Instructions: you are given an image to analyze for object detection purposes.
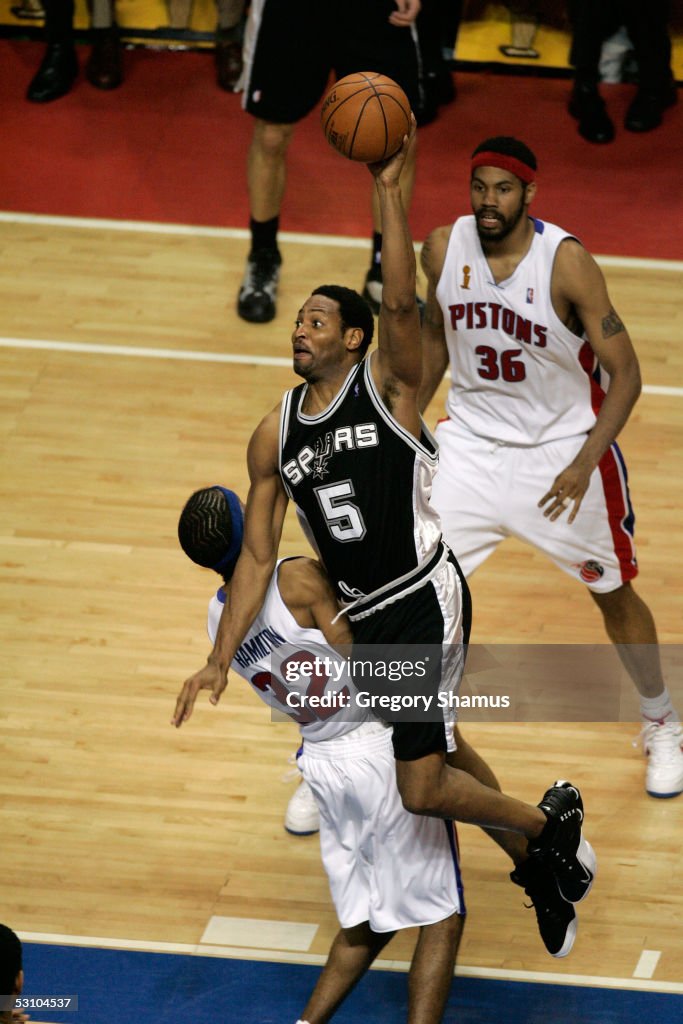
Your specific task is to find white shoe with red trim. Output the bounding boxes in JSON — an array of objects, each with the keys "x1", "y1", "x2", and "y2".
[{"x1": 642, "y1": 720, "x2": 683, "y2": 798}]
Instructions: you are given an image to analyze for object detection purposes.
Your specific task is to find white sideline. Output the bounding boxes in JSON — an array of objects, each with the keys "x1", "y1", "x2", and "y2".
[
  {"x1": 3, "y1": 209, "x2": 683, "y2": 271},
  {"x1": 0, "y1": 336, "x2": 681, "y2": 397}
]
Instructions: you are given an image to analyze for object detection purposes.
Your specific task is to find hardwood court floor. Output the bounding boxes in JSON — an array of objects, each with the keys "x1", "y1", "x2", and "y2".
[{"x1": 0, "y1": 217, "x2": 682, "y2": 986}]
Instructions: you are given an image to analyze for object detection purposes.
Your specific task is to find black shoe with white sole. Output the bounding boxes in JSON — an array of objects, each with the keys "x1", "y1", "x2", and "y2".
[
  {"x1": 237, "y1": 247, "x2": 281, "y2": 323},
  {"x1": 528, "y1": 780, "x2": 596, "y2": 904},
  {"x1": 511, "y1": 857, "x2": 577, "y2": 957}
]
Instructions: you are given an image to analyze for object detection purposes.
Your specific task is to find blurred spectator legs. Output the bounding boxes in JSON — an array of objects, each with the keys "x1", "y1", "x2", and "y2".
[
  {"x1": 622, "y1": 2, "x2": 677, "y2": 131},
  {"x1": 568, "y1": 0, "x2": 677, "y2": 142},
  {"x1": 87, "y1": 0, "x2": 122, "y2": 91},
  {"x1": 26, "y1": 0, "x2": 121, "y2": 102},
  {"x1": 500, "y1": 2, "x2": 540, "y2": 59},
  {"x1": 11, "y1": 0, "x2": 45, "y2": 19},
  {"x1": 415, "y1": 0, "x2": 460, "y2": 126},
  {"x1": 166, "y1": 0, "x2": 245, "y2": 91},
  {"x1": 26, "y1": 0, "x2": 78, "y2": 102},
  {"x1": 215, "y1": 0, "x2": 245, "y2": 92}
]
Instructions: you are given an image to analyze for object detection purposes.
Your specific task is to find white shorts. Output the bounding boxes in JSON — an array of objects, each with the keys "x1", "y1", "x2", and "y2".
[
  {"x1": 300, "y1": 722, "x2": 465, "y2": 933},
  {"x1": 432, "y1": 419, "x2": 638, "y2": 594}
]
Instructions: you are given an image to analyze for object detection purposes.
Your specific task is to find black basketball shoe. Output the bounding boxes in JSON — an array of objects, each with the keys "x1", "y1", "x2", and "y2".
[
  {"x1": 511, "y1": 857, "x2": 577, "y2": 957},
  {"x1": 528, "y1": 780, "x2": 596, "y2": 904},
  {"x1": 237, "y1": 247, "x2": 281, "y2": 323}
]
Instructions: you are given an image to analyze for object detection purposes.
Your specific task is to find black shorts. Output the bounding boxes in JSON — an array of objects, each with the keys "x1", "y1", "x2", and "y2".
[
  {"x1": 242, "y1": 0, "x2": 421, "y2": 124},
  {"x1": 350, "y1": 552, "x2": 471, "y2": 762}
]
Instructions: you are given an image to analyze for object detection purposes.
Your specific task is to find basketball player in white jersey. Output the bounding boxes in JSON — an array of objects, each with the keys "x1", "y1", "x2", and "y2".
[
  {"x1": 176, "y1": 484, "x2": 466, "y2": 1021},
  {"x1": 176, "y1": 484, "x2": 597, "y2": 989},
  {"x1": 174, "y1": 126, "x2": 595, "y2": 945},
  {"x1": 419, "y1": 135, "x2": 683, "y2": 798}
]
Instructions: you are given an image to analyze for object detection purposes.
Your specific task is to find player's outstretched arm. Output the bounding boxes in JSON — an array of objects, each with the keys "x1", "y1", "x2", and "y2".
[
  {"x1": 367, "y1": 120, "x2": 422, "y2": 436},
  {"x1": 418, "y1": 226, "x2": 451, "y2": 414},
  {"x1": 172, "y1": 407, "x2": 289, "y2": 726},
  {"x1": 539, "y1": 240, "x2": 642, "y2": 523}
]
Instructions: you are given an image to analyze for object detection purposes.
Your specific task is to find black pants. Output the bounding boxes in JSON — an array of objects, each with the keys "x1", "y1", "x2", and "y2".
[
  {"x1": 43, "y1": 0, "x2": 75, "y2": 43},
  {"x1": 569, "y1": 0, "x2": 672, "y2": 92},
  {"x1": 350, "y1": 552, "x2": 472, "y2": 762}
]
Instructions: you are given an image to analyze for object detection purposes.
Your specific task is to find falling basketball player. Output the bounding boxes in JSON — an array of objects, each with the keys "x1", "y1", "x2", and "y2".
[{"x1": 177, "y1": 483, "x2": 467, "y2": 1021}]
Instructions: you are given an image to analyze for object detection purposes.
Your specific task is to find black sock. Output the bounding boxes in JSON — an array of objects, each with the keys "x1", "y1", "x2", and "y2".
[{"x1": 250, "y1": 216, "x2": 279, "y2": 255}]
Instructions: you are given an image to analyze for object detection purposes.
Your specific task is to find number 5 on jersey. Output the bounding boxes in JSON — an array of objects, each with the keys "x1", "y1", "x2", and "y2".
[{"x1": 315, "y1": 480, "x2": 367, "y2": 542}]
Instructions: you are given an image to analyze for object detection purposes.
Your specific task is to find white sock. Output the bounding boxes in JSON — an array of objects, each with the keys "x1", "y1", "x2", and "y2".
[{"x1": 640, "y1": 687, "x2": 679, "y2": 725}]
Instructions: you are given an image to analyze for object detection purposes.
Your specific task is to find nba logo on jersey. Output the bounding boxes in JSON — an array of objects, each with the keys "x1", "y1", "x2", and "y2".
[{"x1": 526, "y1": 288, "x2": 534, "y2": 304}]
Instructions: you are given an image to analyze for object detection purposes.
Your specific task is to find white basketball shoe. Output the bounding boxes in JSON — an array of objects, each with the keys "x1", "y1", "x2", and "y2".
[
  {"x1": 642, "y1": 720, "x2": 683, "y2": 798},
  {"x1": 284, "y1": 779, "x2": 320, "y2": 835}
]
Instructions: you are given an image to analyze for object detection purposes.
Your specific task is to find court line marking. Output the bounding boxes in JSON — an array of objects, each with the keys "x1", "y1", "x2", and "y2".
[
  {"x1": 0, "y1": 336, "x2": 292, "y2": 368},
  {"x1": 200, "y1": 915, "x2": 318, "y2": 952},
  {"x1": 633, "y1": 949, "x2": 661, "y2": 979},
  {"x1": 1, "y1": 336, "x2": 681, "y2": 397},
  {"x1": 0, "y1": 211, "x2": 368, "y2": 250},
  {"x1": 2, "y1": 210, "x2": 683, "y2": 271},
  {"x1": 17, "y1": 931, "x2": 683, "y2": 994}
]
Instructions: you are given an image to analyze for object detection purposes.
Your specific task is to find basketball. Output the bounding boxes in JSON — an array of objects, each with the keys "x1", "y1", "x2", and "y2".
[{"x1": 321, "y1": 72, "x2": 412, "y2": 163}]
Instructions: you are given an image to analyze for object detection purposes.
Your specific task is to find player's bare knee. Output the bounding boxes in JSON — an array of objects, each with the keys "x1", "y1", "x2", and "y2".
[{"x1": 255, "y1": 120, "x2": 294, "y2": 159}]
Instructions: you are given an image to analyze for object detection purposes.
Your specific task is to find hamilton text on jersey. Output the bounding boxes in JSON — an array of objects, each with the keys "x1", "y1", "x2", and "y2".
[{"x1": 233, "y1": 625, "x2": 287, "y2": 669}]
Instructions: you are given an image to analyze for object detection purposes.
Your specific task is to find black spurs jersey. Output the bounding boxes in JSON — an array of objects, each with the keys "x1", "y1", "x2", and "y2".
[{"x1": 279, "y1": 358, "x2": 442, "y2": 603}]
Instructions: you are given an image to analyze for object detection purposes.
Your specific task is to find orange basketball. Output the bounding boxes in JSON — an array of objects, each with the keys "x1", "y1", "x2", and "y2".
[{"x1": 321, "y1": 72, "x2": 412, "y2": 163}]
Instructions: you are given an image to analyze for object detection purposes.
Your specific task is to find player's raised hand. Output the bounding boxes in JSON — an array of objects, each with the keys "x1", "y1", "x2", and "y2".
[
  {"x1": 172, "y1": 659, "x2": 228, "y2": 727},
  {"x1": 368, "y1": 114, "x2": 417, "y2": 182}
]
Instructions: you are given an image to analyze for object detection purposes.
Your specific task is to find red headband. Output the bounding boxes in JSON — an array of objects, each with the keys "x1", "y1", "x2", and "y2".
[{"x1": 471, "y1": 151, "x2": 536, "y2": 185}]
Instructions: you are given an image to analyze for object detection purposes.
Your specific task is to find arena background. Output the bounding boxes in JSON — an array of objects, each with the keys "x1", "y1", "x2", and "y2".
[{"x1": 0, "y1": 3, "x2": 682, "y2": 1024}]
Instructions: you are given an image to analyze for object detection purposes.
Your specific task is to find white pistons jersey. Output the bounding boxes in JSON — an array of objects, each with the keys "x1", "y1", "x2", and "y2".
[
  {"x1": 437, "y1": 215, "x2": 606, "y2": 445},
  {"x1": 207, "y1": 559, "x2": 372, "y2": 742}
]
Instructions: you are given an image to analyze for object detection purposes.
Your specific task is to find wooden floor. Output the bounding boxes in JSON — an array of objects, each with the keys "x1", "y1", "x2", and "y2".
[{"x1": 0, "y1": 216, "x2": 682, "y2": 986}]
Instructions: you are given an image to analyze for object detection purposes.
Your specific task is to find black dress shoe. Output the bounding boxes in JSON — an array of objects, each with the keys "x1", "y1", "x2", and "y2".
[
  {"x1": 625, "y1": 85, "x2": 678, "y2": 132},
  {"x1": 27, "y1": 42, "x2": 78, "y2": 103},
  {"x1": 568, "y1": 86, "x2": 615, "y2": 144},
  {"x1": 86, "y1": 27, "x2": 123, "y2": 90}
]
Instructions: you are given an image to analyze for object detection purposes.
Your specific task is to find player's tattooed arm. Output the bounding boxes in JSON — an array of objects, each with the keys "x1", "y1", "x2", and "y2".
[{"x1": 601, "y1": 307, "x2": 626, "y2": 339}]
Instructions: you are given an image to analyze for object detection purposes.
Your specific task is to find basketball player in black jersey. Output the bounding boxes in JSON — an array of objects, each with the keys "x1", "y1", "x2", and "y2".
[{"x1": 174, "y1": 121, "x2": 596, "y2": 955}]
